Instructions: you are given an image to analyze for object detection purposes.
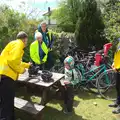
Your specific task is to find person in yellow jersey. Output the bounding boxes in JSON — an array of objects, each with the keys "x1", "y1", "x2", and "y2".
[
  {"x1": 30, "y1": 32, "x2": 48, "y2": 70},
  {"x1": 0, "y1": 31, "x2": 31, "y2": 120},
  {"x1": 109, "y1": 38, "x2": 120, "y2": 114}
]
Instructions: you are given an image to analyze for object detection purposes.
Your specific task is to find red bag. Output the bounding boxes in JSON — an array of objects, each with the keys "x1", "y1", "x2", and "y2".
[
  {"x1": 104, "y1": 43, "x2": 112, "y2": 56},
  {"x1": 94, "y1": 53, "x2": 102, "y2": 66}
]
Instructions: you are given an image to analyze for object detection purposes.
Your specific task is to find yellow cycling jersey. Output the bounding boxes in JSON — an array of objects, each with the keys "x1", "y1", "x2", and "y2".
[{"x1": 114, "y1": 42, "x2": 120, "y2": 70}]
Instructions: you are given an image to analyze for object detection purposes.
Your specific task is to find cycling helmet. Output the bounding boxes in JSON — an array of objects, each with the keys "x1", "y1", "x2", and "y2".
[
  {"x1": 28, "y1": 64, "x2": 39, "y2": 76},
  {"x1": 64, "y1": 56, "x2": 74, "y2": 70},
  {"x1": 41, "y1": 70, "x2": 53, "y2": 82}
]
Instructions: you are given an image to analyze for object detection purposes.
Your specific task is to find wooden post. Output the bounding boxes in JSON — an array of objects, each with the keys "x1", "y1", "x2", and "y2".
[{"x1": 48, "y1": 7, "x2": 51, "y2": 25}]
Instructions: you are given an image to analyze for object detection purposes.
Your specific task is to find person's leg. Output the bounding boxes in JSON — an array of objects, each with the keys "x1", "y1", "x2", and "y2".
[
  {"x1": 0, "y1": 76, "x2": 15, "y2": 120},
  {"x1": 112, "y1": 72, "x2": 120, "y2": 114},
  {"x1": 64, "y1": 86, "x2": 68, "y2": 108},
  {"x1": 109, "y1": 72, "x2": 120, "y2": 107},
  {"x1": 66, "y1": 85, "x2": 74, "y2": 113},
  {"x1": 116, "y1": 72, "x2": 120, "y2": 103},
  {"x1": 47, "y1": 52, "x2": 54, "y2": 70},
  {"x1": 39, "y1": 64, "x2": 44, "y2": 70}
]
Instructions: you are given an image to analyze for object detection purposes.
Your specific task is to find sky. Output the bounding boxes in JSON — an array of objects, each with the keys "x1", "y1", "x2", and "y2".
[{"x1": 0, "y1": 0, "x2": 60, "y2": 18}]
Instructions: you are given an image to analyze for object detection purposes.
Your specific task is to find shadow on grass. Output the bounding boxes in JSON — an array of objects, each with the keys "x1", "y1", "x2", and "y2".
[
  {"x1": 44, "y1": 106, "x2": 87, "y2": 120},
  {"x1": 76, "y1": 89, "x2": 98, "y2": 100},
  {"x1": 15, "y1": 106, "x2": 87, "y2": 120},
  {"x1": 16, "y1": 83, "x2": 97, "y2": 102},
  {"x1": 76, "y1": 86, "x2": 117, "y2": 101},
  {"x1": 15, "y1": 108, "x2": 33, "y2": 120}
]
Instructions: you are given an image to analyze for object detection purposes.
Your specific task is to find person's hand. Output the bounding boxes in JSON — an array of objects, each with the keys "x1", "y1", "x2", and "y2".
[
  {"x1": 113, "y1": 67, "x2": 117, "y2": 72},
  {"x1": 111, "y1": 63, "x2": 117, "y2": 72},
  {"x1": 28, "y1": 62, "x2": 32, "y2": 66},
  {"x1": 112, "y1": 63, "x2": 114, "y2": 69},
  {"x1": 64, "y1": 80, "x2": 70, "y2": 85}
]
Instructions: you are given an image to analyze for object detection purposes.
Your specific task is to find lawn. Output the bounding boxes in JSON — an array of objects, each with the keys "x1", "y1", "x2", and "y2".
[{"x1": 15, "y1": 86, "x2": 118, "y2": 120}]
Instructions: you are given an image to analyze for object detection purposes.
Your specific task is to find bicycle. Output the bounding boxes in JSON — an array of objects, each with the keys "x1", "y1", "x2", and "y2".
[{"x1": 73, "y1": 59, "x2": 115, "y2": 95}]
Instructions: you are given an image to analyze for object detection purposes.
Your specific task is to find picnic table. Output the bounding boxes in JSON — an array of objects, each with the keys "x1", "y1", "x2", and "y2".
[{"x1": 18, "y1": 70, "x2": 65, "y2": 105}]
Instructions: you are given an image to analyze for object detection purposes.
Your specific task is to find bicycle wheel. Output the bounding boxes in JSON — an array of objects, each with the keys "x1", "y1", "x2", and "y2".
[
  {"x1": 50, "y1": 63, "x2": 63, "y2": 73},
  {"x1": 58, "y1": 67, "x2": 64, "y2": 73},
  {"x1": 85, "y1": 66, "x2": 99, "y2": 94},
  {"x1": 86, "y1": 77, "x2": 99, "y2": 94},
  {"x1": 97, "y1": 69, "x2": 116, "y2": 100}
]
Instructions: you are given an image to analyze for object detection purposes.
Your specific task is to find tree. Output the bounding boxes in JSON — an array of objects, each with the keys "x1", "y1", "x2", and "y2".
[
  {"x1": 75, "y1": 0, "x2": 107, "y2": 50},
  {"x1": 0, "y1": 5, "x2": 40, "y2": 62},
  {"x1": 103, "y1": 0, "x2": 120, "y2": 41},
  {"x1": 52, "y1": 0, "x2": 80, "y2": 32},
  {"x1": 102, "y1": 0, "x2": 120, "y2": 52}
]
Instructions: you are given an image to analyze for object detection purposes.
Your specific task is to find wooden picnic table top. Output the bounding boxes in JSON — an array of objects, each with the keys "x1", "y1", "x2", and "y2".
[{"x1": 18, "y1": 70, "x2": 65, "y2": 87}]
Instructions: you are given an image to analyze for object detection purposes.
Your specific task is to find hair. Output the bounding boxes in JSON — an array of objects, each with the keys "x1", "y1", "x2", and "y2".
[
  {"x1": 40, "y1": 21, "x2": 47, "y2": 26},
  {"x1": 35, "y1": 32, "x2": 42, "y2": 40},
  {"x1": 17, "y1": 31, "x2": 28, "y2": 39}
]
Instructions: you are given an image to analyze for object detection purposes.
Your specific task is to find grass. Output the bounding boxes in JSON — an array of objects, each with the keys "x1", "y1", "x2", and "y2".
[{"x1": 15, "y1": 85, "x2": 118, "y2": 120}]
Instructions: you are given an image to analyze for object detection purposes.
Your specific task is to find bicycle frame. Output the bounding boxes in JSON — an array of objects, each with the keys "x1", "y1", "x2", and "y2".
[{"x1": 76, "y1": 64, "x2": 108, "y2": 82}]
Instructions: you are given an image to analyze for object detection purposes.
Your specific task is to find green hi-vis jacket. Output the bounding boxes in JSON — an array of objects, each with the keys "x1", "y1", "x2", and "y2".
[
  {"x1": 114, "y1": 42, "x2": 120, "y2": 70},
  {"x1": 30, "y1": 40, "x2": 48, "y2": 64},
  {"x1": 35, "y1": 30, "x2": 54, "y2": 51}
]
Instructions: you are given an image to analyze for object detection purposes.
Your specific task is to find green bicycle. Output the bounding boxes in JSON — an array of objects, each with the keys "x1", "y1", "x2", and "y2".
[{"x1": 73, "y1": 60, "x2": 115, "y2": 96}]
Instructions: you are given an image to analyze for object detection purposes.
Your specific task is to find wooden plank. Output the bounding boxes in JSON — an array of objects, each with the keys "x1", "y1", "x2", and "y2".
[
  {"x1": 14, "y1": 97, "x2": 44, "y2": 115},
  {"x1": 18, "y1": 70, "x2": 65, "y2": 87}
]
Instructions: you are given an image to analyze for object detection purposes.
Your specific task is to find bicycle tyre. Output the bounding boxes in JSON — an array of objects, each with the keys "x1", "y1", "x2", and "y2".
[
  {"x1": 50, "y1": 63, "x2": 63, "y2": 73},
  {"x1": 85, "y1": 67, "x2": 99, "y2": 94},
  {"x1": 58, "y1": 67, "x2": 64, "y2": 73},
  {"x1": 97, "y1": 69, "x2": 116, "y2": 100}
]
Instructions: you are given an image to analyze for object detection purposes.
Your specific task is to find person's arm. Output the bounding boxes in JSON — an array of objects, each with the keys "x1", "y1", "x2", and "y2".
[
  {"x1": 112, "y1": 62, "x2": 114, "y2": 69},
  {"x1": 49, "y1": 31, "x2": 58, "y2": 49},
  {"x1": 21, "y1": 62, "x2": 30, "y2": 68},
  {"x1": 7, "y1": 45, "x2": 26, "y2": 74},
  {"x1": 30, "y1": 44, "x2": 40, "y2": 64},
  {"x1": 49, "y1": 35, "x2": 54, "y2": 49},
  {"x1": 50, "y1": 32, "x2": 58, "y2": 49},
  {"x1": 64, "y1": 69, "x2": 72, "y2": 84}
]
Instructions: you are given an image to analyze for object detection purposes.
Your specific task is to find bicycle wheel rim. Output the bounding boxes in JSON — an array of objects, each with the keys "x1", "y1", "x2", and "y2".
[
  {"x1": 86, "y1": 80, "x2": 99, "y2": 94},
  {"x1": 97, "y1": 69, "x2": 116, "y2": 100}
]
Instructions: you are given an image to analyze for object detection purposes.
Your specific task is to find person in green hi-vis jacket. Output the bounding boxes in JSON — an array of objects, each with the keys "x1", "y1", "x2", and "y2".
[
  {"x1": 30, "y1": 32, "x2": 48, "y2": 70},
  {"x1": 34, "y1": 21, "x2": 56, "y2": 70}
]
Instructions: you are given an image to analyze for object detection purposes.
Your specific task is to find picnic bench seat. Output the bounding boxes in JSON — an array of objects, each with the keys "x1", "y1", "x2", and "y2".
[{"x1": 14, "y1": 97, "x2": 45, "y2": 120}]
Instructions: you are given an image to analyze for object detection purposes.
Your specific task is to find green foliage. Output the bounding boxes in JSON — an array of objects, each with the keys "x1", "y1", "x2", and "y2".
[
  {"x1": 0, "y1": 5, "x2": 40, "y2": 62},
  {"x1": 103, "y1": 0, "x2": 120, "y2": 42},
  {"x1": 102, "y1": 0, "x2": 120, "y2": 53},
  {"x1": 75, "y1": 0, "x2": 107, "y2": 50},
  {"x1": 52, "y1": 0, "x2": 80, "y2": 32}
]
